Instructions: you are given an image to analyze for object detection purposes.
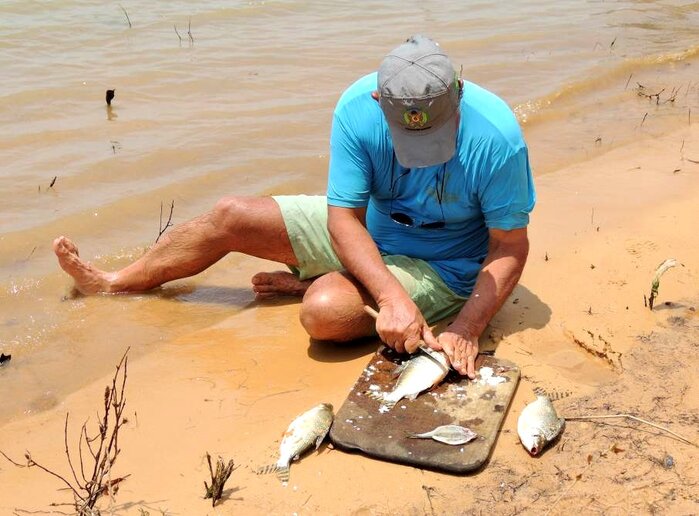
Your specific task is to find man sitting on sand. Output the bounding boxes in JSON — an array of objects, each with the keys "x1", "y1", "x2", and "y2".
[{"x1": 54, "y1": 35, "x2": 535, "y2": 379}]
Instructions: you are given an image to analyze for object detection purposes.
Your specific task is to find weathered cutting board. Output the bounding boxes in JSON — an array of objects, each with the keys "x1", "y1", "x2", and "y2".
[{"x1": 329, "y1": 346, "x2": 519, "y2": 474}]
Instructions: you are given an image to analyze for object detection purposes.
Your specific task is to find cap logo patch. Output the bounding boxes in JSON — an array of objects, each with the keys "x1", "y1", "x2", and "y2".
[{"x1": 403, "y1": 109, "x2": 429, "y2": 129}]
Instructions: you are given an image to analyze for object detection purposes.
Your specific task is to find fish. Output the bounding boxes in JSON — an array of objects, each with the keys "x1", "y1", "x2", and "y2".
[
  {"x1": 408, "y1": 424, "x2": 478, "y2": 445},
  {"x1": 517, "y1": 395, "x2": 565, "y2": 456},
  {"x1": 257, "y1": 402, "x2": 334, "y2": 484},
  {"x1": 368, "y1": 352, "x2": 449, "y2": 411}
]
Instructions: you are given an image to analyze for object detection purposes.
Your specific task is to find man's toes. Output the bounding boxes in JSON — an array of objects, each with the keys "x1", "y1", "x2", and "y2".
[{"x1": 53, "y1": 236, "x2": 79, "y2": 256}]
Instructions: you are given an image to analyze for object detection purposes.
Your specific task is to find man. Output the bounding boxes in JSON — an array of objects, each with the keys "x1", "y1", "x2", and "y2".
[{"x1": 54, "y1": 35, "x2": 535, "y2": 379}]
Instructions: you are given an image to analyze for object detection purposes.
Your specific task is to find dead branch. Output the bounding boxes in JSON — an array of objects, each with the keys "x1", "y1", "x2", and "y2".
[
  {"x1": 1, "y1": 349, "x2": 131, "y2": 515},
  {"x1": 156, "y1": 201, "x2": 175, "y2": 244},
  {"x1": 203, "y1": 452, "x2": 235, "y2": 507},
  {"x1": 637, "y1": 86, "x2": 665, "y2": 104},
  {"x1": 565, "y1": 414, "x2": 696, "y2": 447}
]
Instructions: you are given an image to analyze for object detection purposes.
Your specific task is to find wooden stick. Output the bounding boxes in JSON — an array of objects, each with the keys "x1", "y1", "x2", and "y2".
[
  {"x1": 565, "y1": 414, "x2": 697, "y2": 447},
  {"x1": 363, "y1": 305, "x2": 379, "y2": 319}
]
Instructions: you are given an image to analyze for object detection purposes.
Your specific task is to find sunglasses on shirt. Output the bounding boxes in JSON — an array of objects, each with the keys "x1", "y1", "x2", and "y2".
[{"x1": 389, "y1": 158, "x2": 447, "y2": 230}]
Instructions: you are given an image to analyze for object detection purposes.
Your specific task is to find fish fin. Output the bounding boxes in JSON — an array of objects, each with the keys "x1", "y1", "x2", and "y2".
[
  {"x1": 275, "y1": 464, "x2": 291, "y2": 485},
  {"x1": 314, "y1": 428, "x2": 330, "y2": 450}
]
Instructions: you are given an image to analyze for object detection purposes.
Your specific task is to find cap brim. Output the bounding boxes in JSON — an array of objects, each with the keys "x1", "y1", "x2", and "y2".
[{"x1": 388, "y1": 111, "x2": 458, "y2": 168}]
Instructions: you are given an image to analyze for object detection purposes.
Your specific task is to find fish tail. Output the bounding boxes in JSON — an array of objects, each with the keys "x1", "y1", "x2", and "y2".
[
  {"x1": 364, "y1": 390, "x2": 385, "y2": 402},
  {"x1": 275, "y1": 464, "x2": 291, "y2": 484},
  {"x1": 380, "y1": 398, "x2": 398, "y2": 411},
  {"x1": 256, "y1": 463, "x2": 279, "y2": 476}
]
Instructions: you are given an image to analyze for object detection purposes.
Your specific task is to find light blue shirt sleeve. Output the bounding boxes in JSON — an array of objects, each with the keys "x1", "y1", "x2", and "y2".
[
  {"x1": 479, "y1": 146, "x2": 536, "y2": 230},
  {"x1": 327, "y1": 113, "x2": 372, "y2": 208}
]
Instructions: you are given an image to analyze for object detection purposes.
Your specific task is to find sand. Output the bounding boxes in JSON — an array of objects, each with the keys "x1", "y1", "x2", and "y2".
[{"x1": 1, "y1": 125, "x2": 698, "y2": 515}]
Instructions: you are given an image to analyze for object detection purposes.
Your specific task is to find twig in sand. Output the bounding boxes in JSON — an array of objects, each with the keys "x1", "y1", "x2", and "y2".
[
  {"x1": 640, "y1": 112, "x2": 648, "y2": 127},
  {"x1": 648, "y1": 258, "x2": 678, "y2": 310},
  {"x1": 203, "y1": 452, "x2": 236, "y2": 507},
  {"x1": 422, "y1": 485, "x2": 437, "y2": 516},
  {"x1": 174, "y1": 24, "x2": 182, "y2": 45},
  {"x1": 187, "y1": 17, "x2": 194, "y2": 45},
  {"x1": 49, "y1": 176, "x2": 57, "y2": 188},
  {"x1": 1, "y1": 349, "x2": 131, "y2": 515},
  {"x1": 119, "y1": 5, "x2": 132, "y2": 28},
  {"x1": 156, "y1": 201, "x2": 175, "y2": 244},
  {"x1": 565, "y1": 414, "x2": 697, "y2": 447},
  {"x1": 624, "y1": 73, "x2": 633, "y2": 90}
]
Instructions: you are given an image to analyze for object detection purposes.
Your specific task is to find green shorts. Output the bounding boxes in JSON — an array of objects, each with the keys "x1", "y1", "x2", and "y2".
[{"x1": 273, "y1": 194, "x2": 468, "y2": 324}]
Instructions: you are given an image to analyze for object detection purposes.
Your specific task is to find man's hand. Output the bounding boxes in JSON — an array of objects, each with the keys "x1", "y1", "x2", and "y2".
[
  {"x1": 375, "y1": 299, "x2": 438, "y2": 354},
  {"x1": 432, "y1": 331, "x2": 479, "y2": 378}
]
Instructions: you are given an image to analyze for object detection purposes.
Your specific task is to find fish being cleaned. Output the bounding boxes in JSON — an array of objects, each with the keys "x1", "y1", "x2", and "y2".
[
  {"x1": 257, "y1": 402, "x2": 334, "y2": 484},
  {"x1": 517, "y1": 395, "x2": 565, "y2": 456},
  {"x1": 368, "y1": 352, "x2": 449, "y2": 411},
  {"x1": 408, "y1": 424, "x2": 478, "y2": 445}
]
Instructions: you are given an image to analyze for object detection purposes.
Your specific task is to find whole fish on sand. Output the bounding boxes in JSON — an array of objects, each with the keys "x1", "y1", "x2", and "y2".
[
  {"x1": 368, "y1": 352, "x2": 449, "y2": 411},
  {"x1": 257, "y1": 402, "x2": 334, "y2": 484},
  {"x1": 517, "y1": 395, "x2": 565, "y2": 456}
]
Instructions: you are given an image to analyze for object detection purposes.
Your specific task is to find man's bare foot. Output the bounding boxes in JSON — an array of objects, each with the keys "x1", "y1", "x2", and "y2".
[
  {"x1": 53, "y1": 236, "x2": 116, "y2": 295},
  {"x1": 251, "y1": 271, "x2": 313, "y2": 299}
]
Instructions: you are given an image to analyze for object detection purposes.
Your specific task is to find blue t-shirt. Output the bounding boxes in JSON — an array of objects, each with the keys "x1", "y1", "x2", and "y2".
[{"x1": 327, "y1": 72, "x2": 535, "y2": 297}]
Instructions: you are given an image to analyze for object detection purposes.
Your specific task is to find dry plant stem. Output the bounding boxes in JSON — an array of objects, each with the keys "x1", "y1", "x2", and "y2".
[
  {"x1": 1, "y1": 349, "x2": 131, "y2": 515},
  {"x1": 565, "y1": 414, "x2": 697, "y2": 447},
  {"x1": 119, "y1": 5, "x2": 131, "y2": 28},
  {"x1": 156, "y1": 201, "x2": 175, "y2": 244},
  {"x1": 204, "y1": 453, "x2": 236, "y2": 507}
]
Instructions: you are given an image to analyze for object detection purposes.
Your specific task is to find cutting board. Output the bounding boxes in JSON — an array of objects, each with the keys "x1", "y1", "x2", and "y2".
[{"x1": 329, "y1": 346, "x2": 519, "y2": 474}]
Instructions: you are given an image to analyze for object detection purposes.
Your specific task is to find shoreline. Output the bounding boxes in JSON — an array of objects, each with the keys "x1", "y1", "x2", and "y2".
[{"x1": 1, "y1": 125, "x2": 699, "y2": 514}]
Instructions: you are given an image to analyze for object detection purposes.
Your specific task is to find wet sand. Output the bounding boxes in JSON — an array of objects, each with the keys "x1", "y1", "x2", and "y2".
[{"x1": 1, "y1": 126, "x2": 698, "y2": 514}]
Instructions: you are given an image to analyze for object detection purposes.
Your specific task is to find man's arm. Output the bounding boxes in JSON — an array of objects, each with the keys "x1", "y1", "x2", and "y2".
[
  {"x1": 432, "y1": 226, "x2": 529, "y2": 378},
  {"x1": 327, "y1": 205, "x2": 438, "y2": 353}
]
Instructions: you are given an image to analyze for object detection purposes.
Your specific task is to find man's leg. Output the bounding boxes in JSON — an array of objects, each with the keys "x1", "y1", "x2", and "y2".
[
  {"x1": 54, "y1": 196, "x2": 309, "y2": 295},
  {"x1": 299, "y1": 271, "x2": 377, "y2": 341}
]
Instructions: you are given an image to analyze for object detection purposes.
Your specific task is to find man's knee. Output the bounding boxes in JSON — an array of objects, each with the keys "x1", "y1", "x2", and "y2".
[
  {"x1": 211, "y1": 196, "x2": 248, "y2": 233},
  {"x1": 299, "y1": 278, "x2": 364, "y2": 341},
  {"x1": 299, "y1": 288, "x2": 340, "y2": 341}
]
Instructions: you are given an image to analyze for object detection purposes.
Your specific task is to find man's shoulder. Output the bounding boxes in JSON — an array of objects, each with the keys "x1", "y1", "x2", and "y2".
[
  {"x1": 334, "y1": 72, "x2": 378, "y2": 114},
  {"x1": 461, "y1": 82, "x2": 524, "y2": 151}
]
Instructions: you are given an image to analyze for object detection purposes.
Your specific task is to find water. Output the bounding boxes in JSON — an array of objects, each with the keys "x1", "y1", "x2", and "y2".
[{"x1": 1, "y1": 0, "x2": 698, "y2": 422}]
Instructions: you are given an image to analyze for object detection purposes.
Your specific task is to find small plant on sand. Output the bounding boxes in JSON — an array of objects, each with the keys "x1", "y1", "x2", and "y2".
[
  {"x1": 1, "y1": 349, "x2": 131, "y2": 515},
  {"x1": 203, "y1": 452, "x2": 236, "y2": 507}
]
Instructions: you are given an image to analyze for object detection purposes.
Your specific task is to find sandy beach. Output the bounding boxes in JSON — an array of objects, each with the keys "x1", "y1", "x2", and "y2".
[
  {"x1": 1, "y1": 122, "x2": 697, "y2": 515},
  {"x1": 2, "y1": 3, "x2": 699, "y2": 514}
]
